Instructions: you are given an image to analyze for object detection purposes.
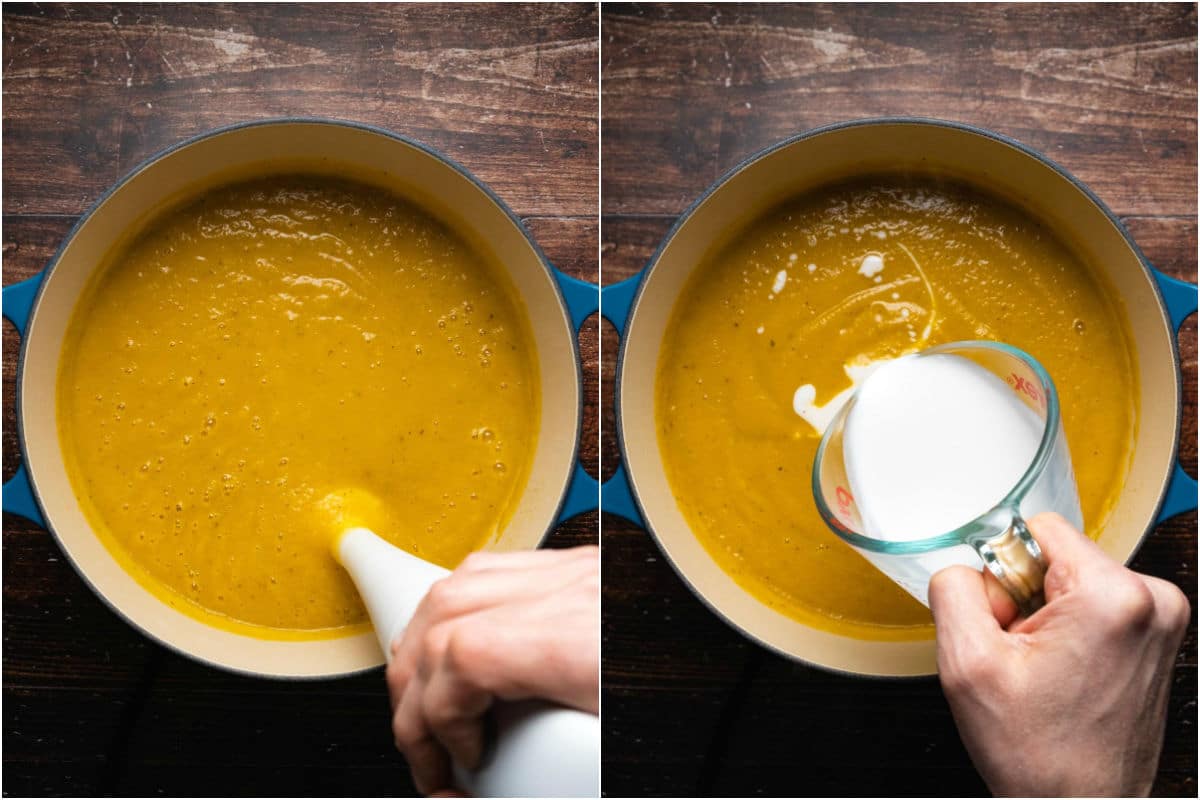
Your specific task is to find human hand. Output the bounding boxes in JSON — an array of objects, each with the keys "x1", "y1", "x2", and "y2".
[
  {"x1": 386, "y1": 545, "x2": 599, "y2": 795},
  {"x1": 930, "y1": 513, "x2": 1190, "y2": 797}
]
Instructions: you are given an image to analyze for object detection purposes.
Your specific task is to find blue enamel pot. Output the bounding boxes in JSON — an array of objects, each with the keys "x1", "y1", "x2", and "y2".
[
  {"x1": 3, "y1": 118, "x2": 598, "y2": 678},
  {"x1": 604, "y1": 118, "x2": 1196, "y2": 677}
]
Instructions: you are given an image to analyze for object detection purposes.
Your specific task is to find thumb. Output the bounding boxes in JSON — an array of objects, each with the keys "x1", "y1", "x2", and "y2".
[
  {"x1": 1023, "y1": 512, "x2": 1116, "y2": 603},
  {"x1": 929, "y1": 565, "x2": 1007, "y2": 651}
]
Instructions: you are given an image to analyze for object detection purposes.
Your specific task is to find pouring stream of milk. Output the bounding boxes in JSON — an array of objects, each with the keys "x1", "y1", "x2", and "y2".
[
  {"x1": 793, "y1": 360, "x2": 887, "y2": 434},
  {"x1": 792, "y1": 250, "x2": 942, "y2": 437}
]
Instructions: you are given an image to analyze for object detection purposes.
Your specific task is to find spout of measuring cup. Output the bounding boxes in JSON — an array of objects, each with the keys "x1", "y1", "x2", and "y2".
[{"x1": 334, "y1": 527, "x2": 451, "y2": 659}]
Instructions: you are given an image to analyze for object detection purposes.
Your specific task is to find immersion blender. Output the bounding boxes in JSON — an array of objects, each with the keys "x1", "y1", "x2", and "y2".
[{"x1": 334, "y1": 525, "x2": 600, "y2": 797}]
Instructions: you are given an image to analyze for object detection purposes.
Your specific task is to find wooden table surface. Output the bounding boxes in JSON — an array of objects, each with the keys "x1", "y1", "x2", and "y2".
[
  {"x1": 2, "y1": 4, "x2": 597, "y2": 796},
  {"x1": 600, "y1": 3, "x2": 1197, "y2": 797}
]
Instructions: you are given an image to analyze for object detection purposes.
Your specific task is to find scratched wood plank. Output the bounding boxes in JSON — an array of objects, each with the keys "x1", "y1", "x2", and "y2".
[
  {"x1": 602, "y1": 2, "x2": 1197, "y2": 218},
  {"x1": 3, "y1": 2, "x2": 598, "y2": 219},
  {"x1": 3, "y1": 4, "x2": 597, "y2": 797}
]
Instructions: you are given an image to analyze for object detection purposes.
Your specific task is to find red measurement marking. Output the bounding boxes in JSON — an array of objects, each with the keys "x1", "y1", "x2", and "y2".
[
  {"x1": 835, "y1": 485, "x2": 855, "y2": 524},
  {"x1": 1008, "y1": 372, "x2": 1046, "y2": 410}
]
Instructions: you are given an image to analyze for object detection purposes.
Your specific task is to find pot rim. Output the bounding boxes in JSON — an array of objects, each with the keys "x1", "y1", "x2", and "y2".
[
  {"x1": 13, "y1": 116, "x2": 585, "y2": 680},
  {"x1": 614, "y1": 115, "x2": 1183, "y2": 678}
]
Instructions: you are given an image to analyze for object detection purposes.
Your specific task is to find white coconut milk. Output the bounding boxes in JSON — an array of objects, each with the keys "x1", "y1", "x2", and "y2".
[{"x1": 844, "y1": 353, "x2": 1044, "y2": 542}]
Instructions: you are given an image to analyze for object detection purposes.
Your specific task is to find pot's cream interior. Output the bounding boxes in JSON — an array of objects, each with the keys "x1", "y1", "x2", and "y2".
[
  {"x1": 619, "y1": 122, "x2": 1179, "y2": 676},
  {"x1": 21, "y1": 121, "x2": 580, "y2": 678}
]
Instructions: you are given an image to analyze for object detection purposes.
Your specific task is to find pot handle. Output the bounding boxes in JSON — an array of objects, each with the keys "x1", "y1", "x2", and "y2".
[
  {"x1": 551, "y1": 267, "x2": 599, "y2": 332},
  {"x1": 550, "y1": 269, "x2": 647, "y2": 526},
  {"x1": 4, "y1": 271, "x2": 44, "y2": 333},
  {"x1": 551, "y1": 268, "x2": 601, "y2": 524},
  {"x1": 3, "y1": 463, "x2": 43, "y2": 527},
  {"x1": 600, "y1": 463, "x2": 642, "y2": 525},
  {"x1": 557, "y1": 463, "x2": 598, "y2": 523},
  {"x1": 597, "y1": 272, "x2": 646, "y2": 527},
  {"x1": 1150, "y1": 268, "x2": 1197, "y2": 523},
  {"x1": 3, "y1": 271, "x2": 47, "y2": 527}
]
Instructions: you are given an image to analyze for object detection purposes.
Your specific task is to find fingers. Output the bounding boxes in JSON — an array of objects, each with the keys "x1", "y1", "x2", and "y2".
[
  {"x1": 980, "y1": 567, "x2": 1021, "y2": 629},
  {"x1": 1010, "y1": 514, "x2": 1184, "y2": 646},
  {"x1": 389, "y1": 572, "x2": 528, "y2": 702},
  {"x1": 386, "y1": 545, "x2": 600, "y2": 794},
  {"x1": 1023, "y1": 511, "x2": 1100, "y2": 561},
  {"x1": 421, "y1": 627, "x2": 494, "y2": 768},
  {"x1": 930, "y1": 566, "x2": 1007, "y2": 638},
  {"x1": 930, "y1": 566, "x2": 1018, "y2": 696},
  {"x1": 392, "y1": 672, "x2": 453, "y2": 795},
  {"x1": 1023, "y1": 513, "x2": 1114, "y2": 599},
  {"x1": 391, "y1": 553, "x2": 592, "y2": 694},
  {"x1": 389, "y1": 619, "x2": 490, "y2": 791},
  {"x1": 457, "y1": 544, "x2": 597, "y2": 575}
]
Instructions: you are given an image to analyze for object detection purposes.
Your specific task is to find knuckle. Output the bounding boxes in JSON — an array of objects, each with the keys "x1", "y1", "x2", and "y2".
[
  {"x1": 422, "y1": 625, "x2": 452, "y2": 666},
  {"x1": 1170, "y1": 590, "x2": 1191, "y2": 630},
  {"x1": 392, "y1": 711, "x2": 420, "y2": 751},
  {"x1": 1027, "y1": 511, "x2": 1068, "y2": 533},
  {"x1": 459, "y1": 550, "x2": 495, "y2": 572},
  {"x1": 422, "y1": 697, "x2": 455, "y2": 730},
  {"x1": 576, "y1": 567, "x2": 600, "y2": 596},
  {"x1": 572, "y1": 544, "x2": 600, "y2": 561},
  {"x1": 423, "y1": 694, "x2": 458, "y2": 729},
  {"x1": 1157, "y1": 583, "x2": 1191, "y2": 634},
  {"x1": 424, "y1": 578, "x2": 460, "y2": 617},
  {"x1": 927, "y1": 567, "x2": 956, "y2": 601},
  {"x1": 1105, "y1": 577, "x2": 1156, "y2": 628},
  {"x1": 1041, "y1": 560, "x2": 1076, "y2": 599},
  {"x1": 386, "y1": 659, "x2": 413, "y2": 694},
  {"x1": 444, "y1": 623, "x2": 489, "y2": 674}
]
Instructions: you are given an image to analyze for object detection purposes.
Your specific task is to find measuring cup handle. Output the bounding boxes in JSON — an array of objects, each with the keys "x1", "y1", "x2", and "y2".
[{"x1": 973, "y1": 517, "x2": 1047, "y2": 617}]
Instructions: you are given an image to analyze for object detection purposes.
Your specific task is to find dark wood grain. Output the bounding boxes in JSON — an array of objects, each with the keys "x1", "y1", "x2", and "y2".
[
  {"x1": 3, "y1": 3, "x2": 598, "y2": 218},
  {"x1": 2, "y1": 4, "x2": 597, "y2": 797},
  {"x1": 601, "y1": 3, "x2": 1196, "y2": 797},
  {"x1": 602, "y1": 3, "x2": 1197, "y2": 218}
]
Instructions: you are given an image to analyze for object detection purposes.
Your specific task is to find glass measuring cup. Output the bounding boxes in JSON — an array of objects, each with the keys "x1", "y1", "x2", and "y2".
[{"x1": 812, "y1": 341, "x2": 1083, "y2": 616}]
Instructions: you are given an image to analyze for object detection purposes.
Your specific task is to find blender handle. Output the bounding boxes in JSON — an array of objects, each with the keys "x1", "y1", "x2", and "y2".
[{"x1": 1149, "y1": 268, "x2": 1197, "y2": 524}]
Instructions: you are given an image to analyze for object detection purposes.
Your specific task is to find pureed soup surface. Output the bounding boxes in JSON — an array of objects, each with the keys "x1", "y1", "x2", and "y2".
[
  {"x1": 656, "y1": 175, "x2": 1137, "y2": 640},
  {"x1": 58, "y1": 175, "x2": 540, "y2": 638}
]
